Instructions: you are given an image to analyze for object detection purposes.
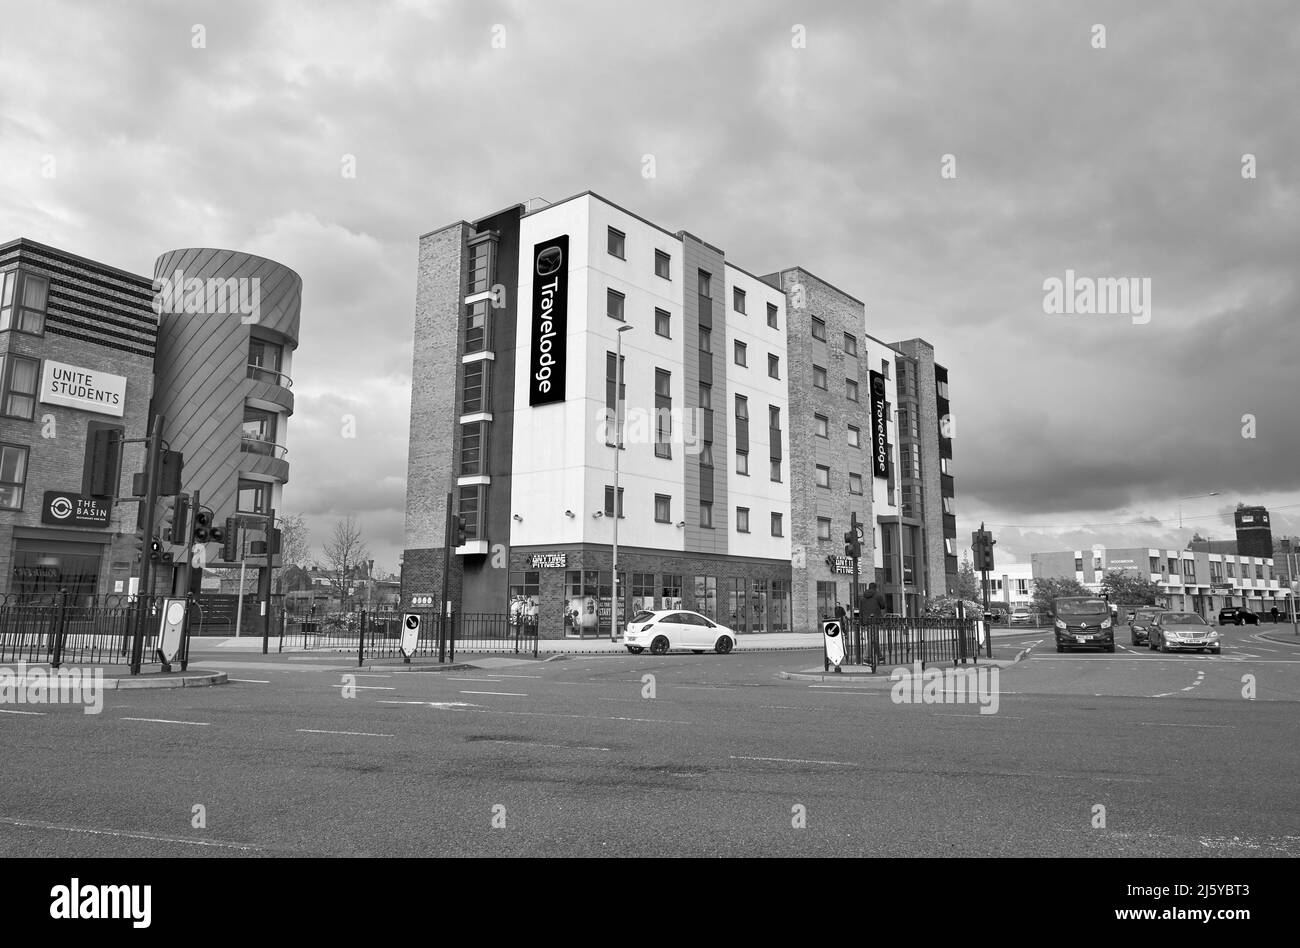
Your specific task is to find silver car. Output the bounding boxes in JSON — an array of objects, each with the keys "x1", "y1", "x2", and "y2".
[
  {"x1": 623, "y1": 610, "x2": 738, "y2": 655},
  {"x1": 1149, "y1": 611, "x2": 1222, "y2": 655}
]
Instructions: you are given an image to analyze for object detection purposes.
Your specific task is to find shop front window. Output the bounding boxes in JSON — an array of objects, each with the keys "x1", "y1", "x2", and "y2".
[
  {"x1": 693, "y1": 575, "x2": 717, "y2": 620},
  {"x1": 11, "y1": 539, "x2": 103, "y2": 601},
  {"x1": 508, "y1": 571, "x2": 540, "y2": 627}
]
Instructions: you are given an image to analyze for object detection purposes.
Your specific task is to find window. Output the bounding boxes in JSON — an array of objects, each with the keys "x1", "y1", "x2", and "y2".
[
  {"x1": 1094, "y1": 557, "x2": 1103, "y2": 573},
  {"x1": 846, "y1": 378, "x2": 859, "y2": 402},
  {"x1": 655, "y1": 494, "x2": 671, "y2": 523},
  {"x1": 0, "y1": 443, "x2": 29, "y2": 509},
  {"x1": 698, "y1": 270, "x2": 711, "y2": 297},
  {"x1": 1226, "y1": 561, "x2": 1236, "y2": 578},
  {"x1": 816, "y1": 582, "x2": 837, "y2": 618},
  {"x1": 849, "y1": 472, "x2": 863, "y2": 495},
  {"x1": 769, "y1": 406, "x2": 781, "y2": 430},
  {"x1": 937, "y1": 380, "x2": 950, "y2": 399},
  {"x1": 1255, "y1": 564, "x2": 1264, "y2": 580},
  {"x1": 816, "y1": 465, "x2": 830, "y2": 488},
  {"x1": 241, "y1": 407, "x2": 278, "y2": 455},
  {"x1": 1182, "y1": 560, "x2": 1196, "y2": 578},
  {"x1": 1075, "y1": 557, "x2": 1084, "y2": 571},
  {"x1": 812, "y1": 365, "x2": 827, "y2": 389},
  {"x1": 459, "y1": 422, "x2": 485, "y2": 476},
  {"x1": 605, "y1": 351, "x2": 625, "y2": 447},
  {"x1": 607, "y1": 288, "x2": 625, "y2": 321},
  {"x1": 237, "y1": 479, "x2": 269, "y2": 514},
  {"x1": 465, "y1": 299, "x2": 489, "y2": 352},
  {"x1": 843, "y1": 333, "x2": 858, "y2": 356},
  {"x1": 767, "y1": 302, "x2": 778, "y2": 329},
  {"x1": 811, "y1": 317, "x2": 826, "y2": 341},
  {"x1": 733, "y1": 340, "x2": 747, "y2": 366},
  {"x1": 771, "y1": 512, "x2": 784, "y2": 537},
  {"x1": 694, "y1": 575, "x2": 718, "y2": 620},
  {"x1": 457, "y1": 485, "x2": 484, "y2": 541},
  {"x1": 882, "y1": 359, "x2": 892, "y2": 380},
  {"x1": 817, "y1": 518, "x2": 831, "y2": 540},
  {"x1": 814, "y1": 414, "x2": 828, "y2": 438},
  {"x1": 699, "y1": 383, "x2": 712, "y2": 410},
  {"x1": 662, "y1": 574, "x2": 683, "y2": 604},
  {"x1": 736, "y1": 451, "x2": 749, "y2": 475},
  {"x1": 770, "y1": 459, "x2": 782, "y2": 482},
  {"x1": 634, "y1": 573, "x2": 657, "y2": 604},
  {"x1": 655, "y1": 250, "x2": 671, "y2": 280},
  {"x1": 467, "y1": 240, "x2": 494, "y2": 294},
  {"x1": 462, "y1": 360, "x2": 488, "y2": 414},
  {"x1": 848, "y1": 425, "x2": 861, "y2": 448},
  {"x1": 700, "y1": 501, "x2": 713, "y2": 528},
  {"x1": 1167, "y1": 557, "x2": 1177, "y2": 576},
  {"x1": 655, "y1": 307, "x2": 671, "y2": 338},
  {"x1": 655, "y1": 369, "x2": 672, "y2": 458},
  {"x1": 248, "y1": 336, "x2": 284, "y2": 383},
  {"x1": 768, "y1": 354, "x2": 780, "y2": 379},
  {"x1": 604, "y1": 485, "x2": 625, "y2": 518},
  {"x1": 942, "y1": 495, "x2": 955, "y2": 515},
  {"x1": 736, "y1": 507, "x2": 750, "y2": 533},
  {"x1": 699, "y1": 443, "x2": 714, "y2": 467},
  {"x1": 607, "y1": 227, "x2": 626, "y2": 259},
  {"x1": 509, "y1": 571, "x2": 541, "y2": 610},
  {"x1": 1, "y1": 270, "x2": 50, "y2": 334},
  {"x1": 0, "y1": 355, "x2": 39, "y2": 420},
  {"x1": 1210, "y1": 560, "x2": 1223, "y2": 580},
  {"x1": 1150, "y1": 557, "x2": 1160, "y2": 573},
  {"x1": 733, "y1": 287, "x2": 746, "y2": 313},
  {"x1": 698, "y1": 327, "x2": 712, "y2": 353}
]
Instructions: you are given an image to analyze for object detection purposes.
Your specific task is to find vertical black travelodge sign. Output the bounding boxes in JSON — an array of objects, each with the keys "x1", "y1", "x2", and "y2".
[
  {"x1": 870, "y1": 370, "x2": 889, "y2": 478},
  {"x1": 529, "y1": 235, "x2": 569, "y2": 406}
]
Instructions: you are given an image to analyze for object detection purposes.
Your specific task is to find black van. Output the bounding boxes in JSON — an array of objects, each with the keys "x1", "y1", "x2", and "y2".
[{"x1": 1051, "y1": 597, "x2": 1116, "y2": 653}]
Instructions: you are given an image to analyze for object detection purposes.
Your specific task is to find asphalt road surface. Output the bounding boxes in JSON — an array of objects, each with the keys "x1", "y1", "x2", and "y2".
[{"x1": 3, "y1": 627, "x2": 1298, "y2": 857}]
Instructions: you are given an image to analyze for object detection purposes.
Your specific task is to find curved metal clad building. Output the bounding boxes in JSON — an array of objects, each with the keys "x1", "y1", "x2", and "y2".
[{"x1": 150, "y1": 249, "x2": 300, "y2": 567}]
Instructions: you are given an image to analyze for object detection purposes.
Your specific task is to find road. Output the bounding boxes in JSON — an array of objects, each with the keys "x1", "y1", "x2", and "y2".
[{"x1": 2, "y1": 627, "x2": 1298, "y2": 857}]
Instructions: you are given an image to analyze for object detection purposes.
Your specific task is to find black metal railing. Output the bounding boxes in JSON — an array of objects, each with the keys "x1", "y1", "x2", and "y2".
[
  {"x1": 279, "y1": 611, "x2": 536, "y2": 663},
  {"x1": 843, "y1": 618, "x2": 979, "y2": 672},
  {"x1": 0, "y1": 594, "x2": 172, "y2": 669}
]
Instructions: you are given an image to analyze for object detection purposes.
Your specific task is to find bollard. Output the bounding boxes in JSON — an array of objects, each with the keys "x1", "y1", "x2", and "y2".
[{"x1": 357, "y1": 610, "x2": 366, "y2": 668}]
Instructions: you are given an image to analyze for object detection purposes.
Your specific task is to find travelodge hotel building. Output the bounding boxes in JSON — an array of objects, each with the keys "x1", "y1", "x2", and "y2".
[{"x1": 403, "y1": 192, "x2": 958, "y2": 634}]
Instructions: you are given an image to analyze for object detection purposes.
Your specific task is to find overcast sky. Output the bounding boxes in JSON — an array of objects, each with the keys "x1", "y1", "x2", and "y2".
[{"x1": 2, "y1": 0, "x2": 1296, "y2": 571}]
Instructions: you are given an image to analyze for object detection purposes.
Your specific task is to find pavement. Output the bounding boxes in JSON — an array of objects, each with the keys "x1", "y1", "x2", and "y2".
[{"x1": 1, "y1": 661, "x2": 227, "y2": 690}]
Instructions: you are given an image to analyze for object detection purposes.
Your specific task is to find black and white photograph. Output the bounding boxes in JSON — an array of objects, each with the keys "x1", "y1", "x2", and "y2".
[{"x1": 0, "y1": 0, "x2": 1295, "y2": 923}]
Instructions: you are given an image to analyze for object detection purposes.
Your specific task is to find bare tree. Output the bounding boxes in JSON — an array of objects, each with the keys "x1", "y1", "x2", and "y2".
[
  {"x1": 321, "y1": 515, "x2": 369, "y2": 609},
  {"x1": 274, "y1": 512, "x2": 312, "y2": 594}
]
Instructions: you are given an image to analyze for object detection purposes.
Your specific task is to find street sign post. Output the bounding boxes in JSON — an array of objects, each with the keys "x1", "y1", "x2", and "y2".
[
  {"x1": 822, "y1": 619, "x2": 845, "y2": 672},
  {"x1": 156, "y1": 597, "x2": 187, "y2": 670},
  {"x1": 400, "y1": 613, "x2": 421, "y2": 663}
]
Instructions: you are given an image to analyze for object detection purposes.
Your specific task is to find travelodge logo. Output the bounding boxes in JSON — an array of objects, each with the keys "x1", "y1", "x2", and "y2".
[
  {"x1": 869, "y1": 370, "x2": 889, "y2": 478},
  {"x1": 528, "y1": 236, "x2": 569, "y2": 407}
]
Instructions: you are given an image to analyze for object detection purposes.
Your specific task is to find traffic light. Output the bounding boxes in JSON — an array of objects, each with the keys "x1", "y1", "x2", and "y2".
[
  {"x1": 88, "y1": 428, "x2": 123, "y2": 498},
  {"x1": 844, "y1": 512, "x2": 863, "y2": 559},
  {"x1": 149, "y1": 538, "x2": 164, "y2": 562},
  {"x1": 170, "y1": 494, "x2": 190, "y2": 544},
  {"x1": 972, "y1": 526, "x2": 997, "y2": 572},
  {"x1": 455, "y1": 516, "x2": 467, "y2": 546},
  {"x1": 159, "y1": 450, "x2": 183, "y2": 496},
  {"x1": 194, "y1": 510, "x2": 213, "y2": 543},
  {"x1": 222, "y1": 517, "x2": 239, "y2": 562},
  {"x1": 268, "y1": 527, "x2": 282, "y2": 556}
]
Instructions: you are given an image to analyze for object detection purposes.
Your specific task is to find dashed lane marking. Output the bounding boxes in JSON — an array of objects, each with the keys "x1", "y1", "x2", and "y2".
[
  {"x1": 1139, "y1": 722, "x2": 1233, "y2": 728},
  {"x1": 121, "y1": 717, "x2": 209, "y2": 726},
  {"x1": 0, "y1": 708, "x2": 44, "y2": 716},
  {"x1": 0, "y1": 817, "x2": 264, "y2": 851},
  {"x1": 330, "y1": 684, "x2": 395, "y2": 691},
  {"x1": 378, "y1": 699, "x2": 687, "y2": 725},
  {"x1": 731, "y1": 755, "x2": 857, "y2": 767},
  {"x1": 459, "y1": 690, "x2": 527, "y2": 697},
  {"x1": 297, "y1": 728, "x2": 394, "y2": 738},
  {"x1": 229, "y1": 678, "x2": 271, "y2": 684}
]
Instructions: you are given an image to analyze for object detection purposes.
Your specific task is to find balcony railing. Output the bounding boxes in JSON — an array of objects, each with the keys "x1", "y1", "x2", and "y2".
[
  {"x1": 240, "y1": 436, "x2": 288, "y2": 459},
  {"x1": 247, "y1": 363, "x2": 293, "y2": 388}
]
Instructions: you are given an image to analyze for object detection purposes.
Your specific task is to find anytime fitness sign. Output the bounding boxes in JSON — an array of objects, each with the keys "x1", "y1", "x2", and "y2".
[
  {"x1": 869, "y1": 370, "x2": 889, "y2": 478},
  {"x1": 528, "y1": 235, "x2": 569, "y2": 406}
]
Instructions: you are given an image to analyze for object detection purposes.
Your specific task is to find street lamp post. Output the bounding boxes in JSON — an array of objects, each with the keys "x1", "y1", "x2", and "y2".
[
  {"x1": 610, "y1": 324, "x2": 633, "y2": 642},
  {"x1": 1177, "y1": 490, "x2": 1220, "y2": 530}
]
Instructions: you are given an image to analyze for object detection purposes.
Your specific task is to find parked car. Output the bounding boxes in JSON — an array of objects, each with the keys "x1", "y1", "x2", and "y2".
[
  {"x1": 1051, "y1": 596, "x2": 1115, "y2": 653},
  {"x1": 1150, "y1": 611, "x2": 1221, "y2": 654},
  {"x1": 1008, "y1": 606, "x2": 1036, "y2": 625},
  {"x1": 1218, "y1": 606, "x2": 1259, "y2": 626},
  {"x1": 1127, "y1": 608, "x2": 1162, "y2": 646},
  {"x1": 623, "y1": 610, "x2": 737, "y2": 655}
]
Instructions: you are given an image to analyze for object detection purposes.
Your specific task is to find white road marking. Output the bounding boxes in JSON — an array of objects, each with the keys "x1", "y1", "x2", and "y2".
[
  {"x1": 811, "y1": 690, "x2": 879, "y2": 695},
  {"x1": 379, "y1": 699, "x2": 686, "y2": 725},
  {"x1": 732, "y1": 755, "x2": 857, "y2": 767},
  {"x1": 445, "y1": 677, "x2": 503, "y2": 682},
  {"x1": 0, "y1": 708, "x2": 45, "y2": 716},
  {"x1": 297, "y1": 728, "x2": 394, "y2": 738},
  {"x1": 121, "y1": 717, "x2": 209, "y2": 726},
  {"x1": 459, "y1": 690, "x2": 527, "y2": 697},
  {"x1": 330, "y1": 684, "x2": 395, "y2": 690},
  {"x1": 0, "y1": 817, "x2": 263, "y2": 851},
  {"x1": 1139, "y1": 722, "x2": 1233, "y2": 728},
  {"x1": 352, "y1": 674, "x2": 394, "y2": 678},
  {"x1": 483, "y1": 674, "x2": 544, "y2": 679},
  {"x1": 229, "y1": 678, "x2": 271, "y2": 684}
]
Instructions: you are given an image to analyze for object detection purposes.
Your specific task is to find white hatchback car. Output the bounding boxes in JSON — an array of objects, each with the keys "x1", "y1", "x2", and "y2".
[{"x1": 623, "y1": 610, "x2": 737, "y2": 655}]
